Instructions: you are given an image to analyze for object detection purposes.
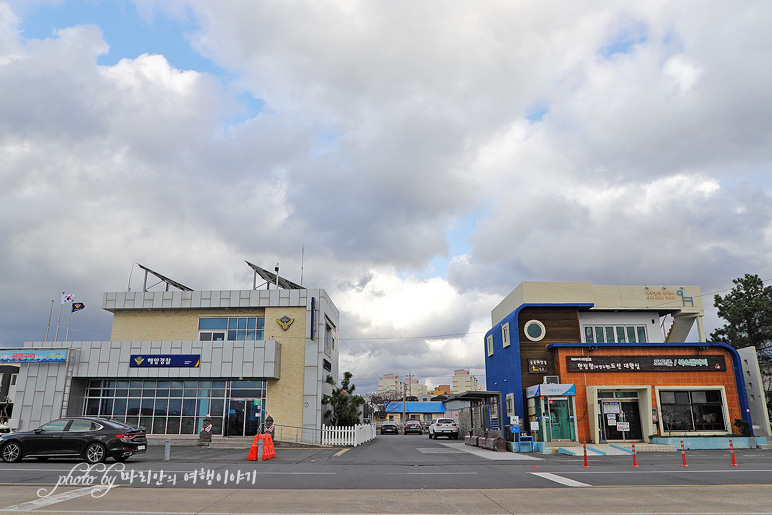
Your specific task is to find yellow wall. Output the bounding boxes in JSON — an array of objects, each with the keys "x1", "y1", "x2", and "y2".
[
  {"x1": 110, "y1": 309, "x2": 267, "y2": 341},
  {"x1": 110, "y1": 305, "x2": 312, "y2": 431}
]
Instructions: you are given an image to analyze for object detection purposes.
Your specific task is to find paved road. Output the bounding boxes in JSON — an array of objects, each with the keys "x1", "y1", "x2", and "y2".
[{"x1": 0, "y1": 434, "x2": 770, "y2": 514}]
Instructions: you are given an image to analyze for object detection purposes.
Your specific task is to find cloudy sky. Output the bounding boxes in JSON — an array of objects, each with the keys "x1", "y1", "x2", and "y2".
[{"x1": 1, "y1": 1, "x2": 771, "y2": 393}]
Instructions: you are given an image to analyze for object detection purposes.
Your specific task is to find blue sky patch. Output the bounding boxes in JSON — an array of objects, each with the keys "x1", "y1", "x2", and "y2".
[
  {"x1": 526, "y1": 102, "x2": 549, "y2": 123},
  {"x1": 599, "y1": 21, "x2": 648, "y2": 58},
  {"x1": 18, "y1": 0, "x2": 224, "y2": 76}
]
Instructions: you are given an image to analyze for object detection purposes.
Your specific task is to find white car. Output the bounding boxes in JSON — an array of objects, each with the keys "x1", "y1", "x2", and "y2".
[
  {"x1": 428, "y1": 418, "x2": 459, "y2": 439},
  {"x1": 0, "y1": 423, "x2": 11, "y2": 434}
]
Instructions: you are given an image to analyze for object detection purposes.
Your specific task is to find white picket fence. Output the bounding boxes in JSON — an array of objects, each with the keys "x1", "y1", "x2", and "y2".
[{"x1": 321, "y1": 423, "x2": 377, "y2": 446}]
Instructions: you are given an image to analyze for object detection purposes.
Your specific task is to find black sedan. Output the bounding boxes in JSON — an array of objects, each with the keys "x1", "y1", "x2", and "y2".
[
  {"x1": 0, "y1": 417, "x2": 147, "y2": 463},
  {"x1": 380, "y1": 421, "x2": 399, "y2": 435}
]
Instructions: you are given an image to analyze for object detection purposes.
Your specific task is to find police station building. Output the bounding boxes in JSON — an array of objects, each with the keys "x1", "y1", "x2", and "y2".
[{"x1": 10, "y1": 263, "x2": 339, "y2": 442}]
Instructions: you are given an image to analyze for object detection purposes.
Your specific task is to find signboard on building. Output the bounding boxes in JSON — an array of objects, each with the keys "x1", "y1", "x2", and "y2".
[
  {"x1": 0, "y1": 349, "x2": 67, "y2": 363},
  {"x1": 130, "y1": 355, "x2": 200, "y2": 368},
  {"x1": 527, "y1": 358, "x2": 549, "y2": 374},
  {"x1": 526, "y1": 383, "x2": 576, "y2": 398},
  {"x1": 566, "y1": 355, "x2": 726, "y2": 373}
]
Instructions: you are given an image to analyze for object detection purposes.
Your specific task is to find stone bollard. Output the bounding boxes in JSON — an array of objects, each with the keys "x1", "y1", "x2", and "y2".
[{"x1": 164, "y1": 439, "x2": 171, "y2": 461}]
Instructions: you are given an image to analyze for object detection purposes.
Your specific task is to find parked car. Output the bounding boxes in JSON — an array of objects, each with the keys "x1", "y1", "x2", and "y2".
[
  {"x1": 403, "y1": 420, "x2": 423, "y2": 435},
  {"x1": 0, "y1": 417, "x2": 147, "y2": 463},
  {"x1": 0, "y1": 423, "x2": 10, "y2": 434},
  {"x1": 428, "y1": 418, "x2": 459, "y2": 439},
  {"x1": 380, "y1": 421, "x2": 399, "y2": 435}
]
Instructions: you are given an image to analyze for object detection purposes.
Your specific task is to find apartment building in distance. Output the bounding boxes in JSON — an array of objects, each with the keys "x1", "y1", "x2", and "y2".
[{"x1": 452, "y1": 369, "x2": 483, "y2": 394}]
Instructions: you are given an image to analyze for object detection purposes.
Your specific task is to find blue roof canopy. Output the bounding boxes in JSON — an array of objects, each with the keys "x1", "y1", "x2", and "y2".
[{"x1": 385, "y1": 401, "x2": 446, "y2": 413}]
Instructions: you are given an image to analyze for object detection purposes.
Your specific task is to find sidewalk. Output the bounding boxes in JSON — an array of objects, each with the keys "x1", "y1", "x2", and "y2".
[{"x1": 145, "y1": 435, "x2": 329, "y2": 449}]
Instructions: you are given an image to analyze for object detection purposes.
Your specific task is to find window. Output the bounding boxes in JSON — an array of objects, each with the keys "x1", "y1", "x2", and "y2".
[
  {"x1": 83, "y1": 379, "x2": 264, "y2": 436},
  {"x1": 583, "y1": 325, "x2": 647, "y2": 344},
  {"x1": 10, "y1": 374, "x2": 17, "y2": 386},
  {"x1": 659, "y1": 389, "x2": 725, "y2": 432},
  {"x1": 40, "y1": 419, "x2": 70, "y2": 431},
  {"x1": 486, "y1": 335, "x2": 494, "y2": 356},
  {"x1": 524, "y1": 320, "x2": 546, "y2": 342},
  {"x1": 502, "y1": 323, "x2": 510, "y2": 348},
  {"x1": 69, "y1": 419, "x2": 99, "y2": 432},
  {"x1": 325, "y1": 323, "x2": 335, "y2": 357},
  {"x1": 198, "y1": 317, "x2": 264, "y2": 341}
]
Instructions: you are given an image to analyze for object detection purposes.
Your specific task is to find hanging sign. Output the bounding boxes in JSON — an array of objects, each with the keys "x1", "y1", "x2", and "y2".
[{"x1": 616, "y1": 422, "x2": 630, "y2": 432}]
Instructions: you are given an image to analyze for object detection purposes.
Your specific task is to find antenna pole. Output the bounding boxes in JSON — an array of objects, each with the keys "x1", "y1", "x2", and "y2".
[
  {"x1": 301, "y1": 246, "x2": 305, "y2": 286},
  {"x1": 45, "y1": 299, "x2": 54, "y2": 341}
]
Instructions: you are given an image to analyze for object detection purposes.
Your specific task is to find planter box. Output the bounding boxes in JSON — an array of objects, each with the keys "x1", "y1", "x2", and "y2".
[{"x1": 650, "y1": 436, "x2": 766, "y2": 449}]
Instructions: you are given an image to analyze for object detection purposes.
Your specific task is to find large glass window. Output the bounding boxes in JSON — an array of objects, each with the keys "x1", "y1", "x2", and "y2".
[
  {"x1": 83, "y1": 379, "x2": 267, "y2": 435},
  {"x1": 198, "y1": 317, "x2": 264, "y2": 342},
  {"x1": 659, "y1": 389, "x2": 726, "y2": 432},
  {"x1": 583, "y1": 325, "x2": 647, "y2": 344}
]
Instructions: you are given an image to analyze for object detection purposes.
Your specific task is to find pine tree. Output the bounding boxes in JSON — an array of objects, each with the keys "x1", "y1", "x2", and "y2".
[
  {"x1": 710, "y1": 273, "x2": 772, "y2": 363},
  {"x1": 322, "y1": 371, "x2": 365, "y2": 426}
]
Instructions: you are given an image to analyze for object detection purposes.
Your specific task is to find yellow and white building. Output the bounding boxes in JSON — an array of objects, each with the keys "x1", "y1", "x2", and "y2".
[{"x1": 11, "y1": 265, "x2": 339, "y2": 442}]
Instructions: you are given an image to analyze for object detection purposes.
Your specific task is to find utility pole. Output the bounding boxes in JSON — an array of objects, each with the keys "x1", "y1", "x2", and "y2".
[{"x1": 402, "y1": 380, "x2": 406, "y2": 427}]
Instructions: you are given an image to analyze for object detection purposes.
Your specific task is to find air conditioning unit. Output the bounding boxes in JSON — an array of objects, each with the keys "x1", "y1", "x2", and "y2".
[{"x1": 543, "y1": 376, "x2": 559, "y2": 384}]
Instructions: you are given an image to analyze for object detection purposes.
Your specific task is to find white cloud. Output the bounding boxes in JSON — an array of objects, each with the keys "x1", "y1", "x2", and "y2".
[{"x1": 1, "y1": 1, "x2": 772, "y2": 393}]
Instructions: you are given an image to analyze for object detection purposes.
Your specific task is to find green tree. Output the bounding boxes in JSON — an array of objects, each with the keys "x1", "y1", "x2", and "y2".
[
  {"x1": 322, "y1": 371, "x2": 365, "y2": 426},
  {"x1": 710, "y1": 274, "x2": 772, "y2": 361}
]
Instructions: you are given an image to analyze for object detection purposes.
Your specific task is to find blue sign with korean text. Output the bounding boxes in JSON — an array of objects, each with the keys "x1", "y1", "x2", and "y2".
[
  {"x1": 130, "y1": 354, "x2": 200, "y2": 368},
  {"x1": 0, "y1": 349, "x2": 67, "y2": 363}
]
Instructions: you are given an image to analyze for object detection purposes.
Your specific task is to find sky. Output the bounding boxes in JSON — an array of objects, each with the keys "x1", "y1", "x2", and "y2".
[{"x1": 1, "y1": 1, "x2": 771, "y2": 394}]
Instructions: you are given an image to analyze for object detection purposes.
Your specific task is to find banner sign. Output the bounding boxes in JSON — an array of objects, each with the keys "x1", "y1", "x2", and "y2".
[
  {"x1": 0, "y1": 349, "x2": 67, "y2": 363},
  {"x1": 566, "y1": 355, "x2": 726, "y2": 373},
  {"x1": 130, "y1": 355, "x2": 200, "y2": 368},
  {"x1": 526, "y1": 383, "x2": 576, "y2": 398}
]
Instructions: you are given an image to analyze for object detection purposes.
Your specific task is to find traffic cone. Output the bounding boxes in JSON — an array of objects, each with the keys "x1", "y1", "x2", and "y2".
[
  {"x1": 729, "y1": 439, "x2": 738, "y2": 467},
  {"x1": 632, "y1": 442, "x2": 639, "y2": 468},
  {"x1": 680, "y1": 440, "x2": 688, "y2": 467}
]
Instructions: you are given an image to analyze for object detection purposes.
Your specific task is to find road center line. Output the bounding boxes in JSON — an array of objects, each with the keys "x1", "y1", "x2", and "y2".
[
  {"x1": 333, "y1": 448, "x2": 350, "y2": 456},
  {"x1": 532, "y1": 472, "x2": 591, "y2": 487}
]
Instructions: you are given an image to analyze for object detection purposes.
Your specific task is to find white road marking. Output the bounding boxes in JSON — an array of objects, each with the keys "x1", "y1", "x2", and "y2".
[
  {"x1": 532, "y1": 472, "x2": 591, "y2": 487},
  {"x1": 2, "y1": 485, "x2": 114, "y2": 511}
]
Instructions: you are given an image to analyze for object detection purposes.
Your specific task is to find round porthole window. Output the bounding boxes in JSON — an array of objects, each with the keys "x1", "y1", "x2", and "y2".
[{"x1": 524, "y1": 320, "x2": 546, "y2": 342}]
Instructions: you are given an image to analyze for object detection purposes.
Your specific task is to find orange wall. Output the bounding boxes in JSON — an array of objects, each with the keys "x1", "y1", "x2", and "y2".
[{"x1": 553, "y1": 346, "x2": 741, "y2": 442}]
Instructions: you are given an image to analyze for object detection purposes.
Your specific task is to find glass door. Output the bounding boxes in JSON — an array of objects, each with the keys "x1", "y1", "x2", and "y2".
[
  {"x1": 226, "y1": 400, "x2": 245, "y2": 436},
  {"x1": 226, "y1": 399, "x2": 264, "y2": 436},
  {"x1": 601, "y1": 399, "x2": 643, "y2": 440},
  {"x1": 546, "y1": 397, "x2": 574, "y2": 441}
]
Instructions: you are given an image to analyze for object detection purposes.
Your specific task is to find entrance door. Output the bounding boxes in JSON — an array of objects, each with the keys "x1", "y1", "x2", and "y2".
[
  {"x1": 547, "y1": 398, "x2": 573, "y2": 441},
  {"x1": 226, "y1": 399, "x2": 263, "y2": 436},
  {"x1": 600, "y1": 400, "x2": 643, "y2": 440}
]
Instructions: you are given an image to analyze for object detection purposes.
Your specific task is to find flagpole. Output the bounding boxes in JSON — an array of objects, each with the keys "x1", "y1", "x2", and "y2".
[
  {"x1": 65, "y1": 307, "x2": 73, "y2": 341},
  {"x1": 45, "y1": 299, "x2": 54, "y2": 341},
  {"x1": 54, "y1": 291, "x2": 64, "y2": 342}
]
